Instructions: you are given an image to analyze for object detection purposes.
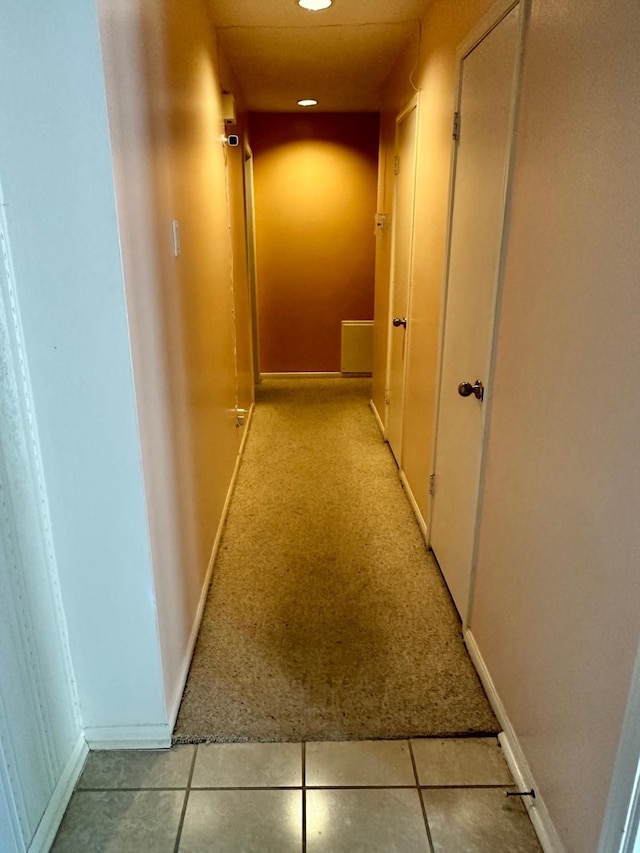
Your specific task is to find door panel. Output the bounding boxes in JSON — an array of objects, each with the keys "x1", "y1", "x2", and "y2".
[
  {"x1": 430, "y1": 6, "x2": 520, "y2": 619},
  {"x1": 386, "y1": 103, "x2": 418, "y2": 464}
]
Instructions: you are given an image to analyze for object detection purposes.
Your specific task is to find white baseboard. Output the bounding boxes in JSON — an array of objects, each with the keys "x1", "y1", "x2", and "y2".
[
  {"x1": 399, "y1": 470, "x2": 429, "y2": 546},
  {"x1": 260, "y1": 372, "x2": 342, "y2": 379},
  {"x1": 369, "y1": 398, "x2": 386, "y2": 439},
  {"x1": 84, "y1": 724, "x2": 172, "y2": 750},
  {"x1": 598, "y1": 636, "x2": 640, "y2": 853},
  {"x1": 166, "y1": 403, "x2": 256, "y2": 730},
  {"x1": 237, "y1": 402, "x2": 255, "y2": 461},
  {"x1": 28, "y1": 734, "x2": 88, "y2": 852},
  {"x1": 464, "y1": 629, "x2": 566, "y2": 853}
]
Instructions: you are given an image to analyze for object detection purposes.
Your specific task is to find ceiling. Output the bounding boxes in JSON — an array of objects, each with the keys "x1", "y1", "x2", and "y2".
[{"x1": 206, "y1": 0, "x2": 429, "y2": 112}]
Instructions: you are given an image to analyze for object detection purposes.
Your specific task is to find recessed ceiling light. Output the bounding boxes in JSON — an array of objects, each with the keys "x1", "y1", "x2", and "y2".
[
  {"x1": 298, "y1": 0, "x2": 332, "y2": 10},
  {"x1": 298, "y1": 99, "x2": 318, "y2": 107}
]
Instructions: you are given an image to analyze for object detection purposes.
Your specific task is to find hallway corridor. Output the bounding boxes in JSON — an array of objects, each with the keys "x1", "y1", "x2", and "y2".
[
  {"x1": 174, "y1": 379, "x2": 496, "y2": 743},
  {"x1": 1, "y1": 0, "x2": 637, "y2": 848}
]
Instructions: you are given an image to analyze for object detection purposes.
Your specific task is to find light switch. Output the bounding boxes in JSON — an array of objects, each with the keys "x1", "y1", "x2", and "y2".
[
  {"x1": 375, "y1": 213, "x2": 387, "y2": 237},
  {"x1": 172, "y1": 219, "x2": 180, "y2": 257}
]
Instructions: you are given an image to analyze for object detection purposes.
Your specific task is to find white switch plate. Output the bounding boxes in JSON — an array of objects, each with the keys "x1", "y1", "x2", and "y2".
[
  {"x1": 172, "y1": 219, "x2": 180, "y2": 257},
  {"x1": 375, "y1": 213, "x2": 387, "y2": 237}
]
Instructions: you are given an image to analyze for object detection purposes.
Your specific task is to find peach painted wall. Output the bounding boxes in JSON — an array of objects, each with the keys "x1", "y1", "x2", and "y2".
[
  {"x1": 374, "y1": 0, "x2": 640, "y2": 849},
  {"x1": 98, "y1": 0, "x2": 253, "y2": 720},
  {"x1": 469, "y1": 1, "x2": 640, "y2": 849},
  {"x1": 251, "y1": 113, "x2": 379, "y2": 373}
]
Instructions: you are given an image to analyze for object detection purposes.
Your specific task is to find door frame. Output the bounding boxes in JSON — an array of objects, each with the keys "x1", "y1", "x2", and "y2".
[
  {"x1": 599, "y1": 632, "x2": 640, "y2": 852},
  {"x1": 243, "y1": 141, "x2": 261, "y2": 384},
  {"x1": 427, "y1": 0, "x2": 530, "y2": 626},
  {"x1": 384, "y1": 93, "x2": 420, "y2": 465}
]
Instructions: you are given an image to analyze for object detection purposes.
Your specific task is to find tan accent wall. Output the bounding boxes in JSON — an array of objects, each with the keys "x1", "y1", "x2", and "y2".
[
  {"x1": 98, "y1": 0, "x2": 253, "y2": 716},
  {"x1": 251, "y1": 113, "x2": 378, "y2": 373}
]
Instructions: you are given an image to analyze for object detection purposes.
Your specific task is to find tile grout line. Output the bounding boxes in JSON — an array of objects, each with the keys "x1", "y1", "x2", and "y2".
[
  {"x1": 420, "y1": 783, "x2": 516, "y2": 790},
  {"x1": 77, "y1": 784, "x2": 304, "y2": 792},
  {"x1": 302, "y1": 743, "x2": 307, "y2": 853},
  {"x1": 173, "y1": 744, "x2": 199, "y2": 853},
  {"x1": 418, "y1": 787, "x2": 436, "y2": 853},
  {"x1": 74, "y1": 782, "x2": 516, "y2": 793},
  {"x1": 408, "y1": 740, "x2": 435, "y2": 853}
]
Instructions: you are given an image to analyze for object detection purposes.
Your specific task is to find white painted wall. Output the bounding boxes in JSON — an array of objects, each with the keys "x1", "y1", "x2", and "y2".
[
  {"x1": 469, "y1": 0, "x2": 640, "y2": 850},
  {"x1": 0, "y1": 1, "x2": 167, "y2": 743}
]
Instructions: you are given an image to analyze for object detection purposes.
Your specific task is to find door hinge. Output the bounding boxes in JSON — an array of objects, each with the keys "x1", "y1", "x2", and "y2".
[
  {"x1": 452, "y1": 111, "x2": 460, "y2": 141},
  {"x1": 393, "y1": 155, "x2": 400, "y2": 176},
  {"x1": 385, "y1": 389, "x2": 390, "y2": 405},
  {"x1": 429, "y1": 473, "x2": 436, "y2": 495}
]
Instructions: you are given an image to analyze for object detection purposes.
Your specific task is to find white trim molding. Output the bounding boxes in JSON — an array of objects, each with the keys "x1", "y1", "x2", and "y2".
[
  {"x1": 0, "y1": 749, "x2": 21, "y2": 853},
  {"x1": 260, "y1": 372, "x2": 342, "y2": 379},
  {"x1": 465, "y1": 629, "x2": 566, "y2": 853},
  {"x1": 84, "y1": 726, "x2": 171, "y2": 751},
  {"x1": 0, "y1": 187, "x2": 83, "y2": 851},
  {"x1": 598, "y1": 638, "x2": 640, "y2": 853},
  {"x1": 369, "y1": 398, "x2": 386, "y2": 439},
  {"x1": 399, "y1": 470, "x2": 429, "y2": 546},
  {"x1": 28, "y1": 735, "x2": 88, "y2": 853}
]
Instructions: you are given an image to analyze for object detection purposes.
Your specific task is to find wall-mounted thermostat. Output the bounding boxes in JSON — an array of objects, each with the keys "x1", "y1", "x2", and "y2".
[{"x1": 221, "y1": 92, "x2": 236, "y2": 125}]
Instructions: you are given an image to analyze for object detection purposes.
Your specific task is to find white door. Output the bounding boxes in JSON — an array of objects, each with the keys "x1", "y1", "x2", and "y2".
[
  {"x1": 430, "y1": 5, "x2": 521, "y2": 620},
  {"x1": 386, "y1": 100, "x2": 418, "y2": 464}
]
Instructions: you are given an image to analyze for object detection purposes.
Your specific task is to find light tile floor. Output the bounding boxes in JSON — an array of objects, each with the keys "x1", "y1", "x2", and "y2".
[{"x1": 52, "y1": 738, "x2": 542, "y2": 852}]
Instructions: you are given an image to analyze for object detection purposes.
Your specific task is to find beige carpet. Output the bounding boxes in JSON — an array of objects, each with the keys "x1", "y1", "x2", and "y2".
[{"x1": 173, "y1": 378, "x2": 498, "y2": 743}]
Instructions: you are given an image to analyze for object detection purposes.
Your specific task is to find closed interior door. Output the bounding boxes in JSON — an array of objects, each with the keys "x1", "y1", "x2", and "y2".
[
  {"x1": 430, "y1": 5, "x2": 521, "y2": 620},
  {"x1": 386, "y1": 101, "x2": 418, "y2": 465}
]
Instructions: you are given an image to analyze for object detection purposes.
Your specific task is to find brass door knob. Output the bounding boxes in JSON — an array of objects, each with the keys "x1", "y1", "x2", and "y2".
[{"x1": 458, "y1": 380, "x2": 484, "y2": 401}]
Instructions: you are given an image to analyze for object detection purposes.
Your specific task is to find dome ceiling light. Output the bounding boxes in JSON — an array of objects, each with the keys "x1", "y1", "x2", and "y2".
[
  {"x1": 298, "y1": 0, "x2": 333, "y2": 11},
  {"x1": 298, "y1": 99, "x2": 319, "y2": 107}
]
